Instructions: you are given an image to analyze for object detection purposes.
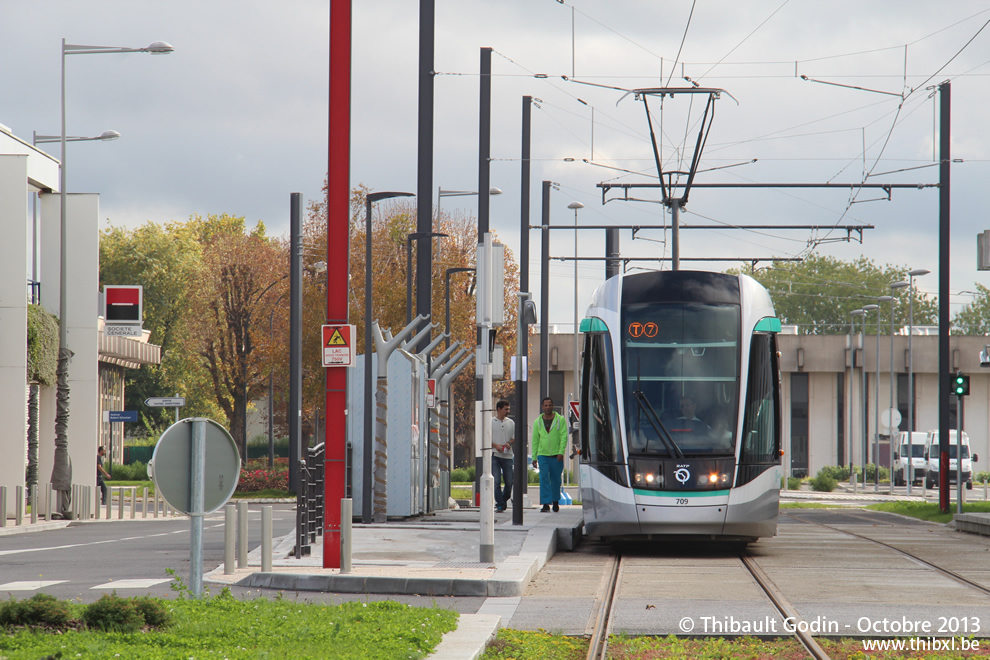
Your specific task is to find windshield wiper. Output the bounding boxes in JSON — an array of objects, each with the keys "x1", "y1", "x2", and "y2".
[{"x1": 633, "y1": 390, "x2": 684, "y2": 459}]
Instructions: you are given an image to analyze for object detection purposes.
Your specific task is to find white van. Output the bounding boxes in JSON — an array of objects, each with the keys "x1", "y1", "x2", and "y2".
[
  {"x1": 894, "y1": 431, "x2": 928, "y2": 487},
  {"x1": 924, "y1": 430, "x2": 978, "y2": 490}
]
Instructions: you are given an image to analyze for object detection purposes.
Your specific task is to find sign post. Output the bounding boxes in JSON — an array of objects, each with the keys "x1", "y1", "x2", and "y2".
[
  {"x1": 103, "y1": 411, "x2": 138, "y2": 477},
  {"x1": 145, "y1": 397, "x2": 186, "y2": 424},
  {"x1": 148, "y1": 418, "x2": 240, "y2": 596}
]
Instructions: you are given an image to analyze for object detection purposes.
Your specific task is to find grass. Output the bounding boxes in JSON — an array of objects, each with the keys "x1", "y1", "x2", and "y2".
[
  {"x1": 779, "y1": 501, "x2": 847, "y2": 509},
  {"x1": 484, "y1": 631, "x2": 990, "y2": 659},
  {"x1": 866, "y1": 500, "x2": 990, "y2": 524},
  {"x1": 0, "y1": 590, "x2": 457, "y2": 659}
]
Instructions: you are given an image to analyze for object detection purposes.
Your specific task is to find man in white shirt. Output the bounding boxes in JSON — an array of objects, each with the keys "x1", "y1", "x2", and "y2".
[{"x1": 491, "y1": 400, "x2": 515, "y2": 513}]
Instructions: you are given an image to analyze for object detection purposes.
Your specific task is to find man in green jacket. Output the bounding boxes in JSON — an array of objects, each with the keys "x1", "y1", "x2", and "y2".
[{"x1": 531, "y1": 396, "x2": 568, "y2": 512}]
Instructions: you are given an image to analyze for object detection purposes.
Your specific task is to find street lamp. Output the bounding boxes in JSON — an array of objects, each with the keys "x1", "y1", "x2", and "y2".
[
  {"x1": 851, "y1": 308, "x2": 867, "y2": 489},
  {"x1": 406, "y1": 232, "x2": 448, "y2": 324},
  {"x1": 445, "y1": 267, "x2": 474, "y2": 351},
  {"x1": 903, "y1": 268, "x2": 929, "y2": 495},
  {"x1": 53, "y1": 39, "x2": 173, "y2": 517},
  {"x1": 887, "y1": 286, "x2": 908, "y2": 493},
  {"x1": 567, "y1": 201, "x2": 584, "y2": 408},
  {"x1": 31, "y1": 130, "x2": 120, "y2": 300},
  {"x1": 875, "y1": 296, "x2": 894, "y2": 491},
  {"x1": 35, "y1": 130, "x2": 120, "y2": 145},
  {"x1": 862, "y1": 303, "x2": 880, "y2": 489},
  {"x1": 364, "y1": 192, "x2": 414, "y2": 524},
  {"x1": 437, "y1": 186, "x2": 503, "y2": 217}
]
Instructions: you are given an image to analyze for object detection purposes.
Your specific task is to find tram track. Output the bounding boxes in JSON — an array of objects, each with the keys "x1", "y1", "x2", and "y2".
[
  {"x1": 739, "y1": 551, "x2": 831, "y2": 660},
  {"x1": 783, "y1": 511, "x2": 990, "y2": 598},
  {"x1": 583, "y1": 548, "x2": 831, "y2": 660}
]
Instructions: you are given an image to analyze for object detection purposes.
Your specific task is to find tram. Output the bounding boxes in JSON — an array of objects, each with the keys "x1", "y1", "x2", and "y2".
[{"x1": 578, "y1": 270, "x2": 783, "y2": 542}]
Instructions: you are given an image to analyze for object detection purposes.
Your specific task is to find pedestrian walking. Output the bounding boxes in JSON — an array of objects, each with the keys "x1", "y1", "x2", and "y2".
[
  {"x1": 531, "y1": 396, "x2": 568, "y2": 512},
  {"x1": 97, "y1": 446, "x2": 111, "y2": 505},
  {"x1": 491, "y1": 400, "x2": 515, "y2": 513}
]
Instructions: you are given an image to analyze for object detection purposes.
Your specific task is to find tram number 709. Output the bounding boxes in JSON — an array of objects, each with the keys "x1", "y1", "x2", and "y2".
[{"x1": 675, "y1": 498, "x2": 689, "y2": 505}]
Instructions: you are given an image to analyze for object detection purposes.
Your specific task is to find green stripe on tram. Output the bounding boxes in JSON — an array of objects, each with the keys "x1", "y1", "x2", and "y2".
[
  {"x1": 754, "y1": 317, "x2": 781, "y2": 333},
  {"x1": 633, "y1": 489, "x2": 730, "y2": 498}
]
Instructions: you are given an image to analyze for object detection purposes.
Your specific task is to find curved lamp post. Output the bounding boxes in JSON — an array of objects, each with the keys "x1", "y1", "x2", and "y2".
[
  {"x1": 53, "y1": 39, "x2": 173, "y2": 517},
  {"x1": 904, "y1": 268, "x2": 929, "y2": 495},
  {"x1": 887, "y1": 286, "x2": 908, "y2": 493},
  {"x1": 851, "y1": 308, "x2": 867, "y2": 488},
  {"x1": 437, "y1": 186, "x2": 503, "y2": 217},
  {"x1": 862, "y1": 303, "x2": 880, "y2": 488},
  {"x1": 364, "y1": 192, "x2": 414, "y2": 523}
]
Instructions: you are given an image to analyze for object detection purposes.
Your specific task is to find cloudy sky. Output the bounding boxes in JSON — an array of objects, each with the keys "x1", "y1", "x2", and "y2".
[{"x1": 3, "y1": 1, "x2": 990, "y2": 331}]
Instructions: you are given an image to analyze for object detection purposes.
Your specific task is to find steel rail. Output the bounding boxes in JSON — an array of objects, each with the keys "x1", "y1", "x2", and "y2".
[
  {"x1": 783, "y1": 511, "x2": 990, "y2": 597},
  {"x1": 586, "y1": 552, "x2": 622, "y2": 660},
  {"x1": 740, "y1": 552, "x2": 833, "y2": 660}
]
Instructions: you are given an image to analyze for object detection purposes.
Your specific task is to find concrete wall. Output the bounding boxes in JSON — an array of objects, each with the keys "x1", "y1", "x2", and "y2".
[
  {"x1": 0, "y1": 156, "x2": 31, "y2": 516},
  {"x1": 38, "y1": 192, "x2": 100, "y2": 497}
]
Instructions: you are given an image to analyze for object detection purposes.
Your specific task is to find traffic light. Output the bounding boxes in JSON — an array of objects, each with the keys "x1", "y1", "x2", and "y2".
[{"x1": 951, "y1": 373, "x2": 970, "y2": 396}]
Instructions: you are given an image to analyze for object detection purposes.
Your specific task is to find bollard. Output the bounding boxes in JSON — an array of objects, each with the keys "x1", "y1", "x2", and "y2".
[
  {"x1": 30, "y1": 485, "x2": 38, "y2": 524},
  {"x1": 105, "y1": 490, "x2": 112, "y2": 520},
  {"x1": 261, "y1": 506, "x2": 273, "y2": 572},
  {"x1": 1, "y1": 486, "x2": 6, "y2": 527},
  {"x1": 340, "y1": 498, "x2": 352, "y2": 574},
  {"x1": 237, "y1": 501, "x2": 248, "y2": 569},
  {"x1": 16, "y1": 485, "x2": 24, "y2": 526},
  {"x1": 130, "y1": 487, "x2": 137, "y2": 519},
  {"x1": 143, "y1": 487, "x2": 149, "y2": 519},
  {"x1": 46, "y1": 484, "x2": 53, "y2": 521},
  {"x1": 224, "y1": 504, "x2": 236, "y2": 575},
  {"x1": 154, "y1": 491, "x2": 160, "y2": 518}
]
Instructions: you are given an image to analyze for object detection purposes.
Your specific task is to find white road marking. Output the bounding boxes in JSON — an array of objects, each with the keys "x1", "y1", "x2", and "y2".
[
  {"x1": 91, "y1": 578, "x2": 171, "y2": 589},
  {"x1": 0, "y1": 580, "x2": 68, "y2": 591}
]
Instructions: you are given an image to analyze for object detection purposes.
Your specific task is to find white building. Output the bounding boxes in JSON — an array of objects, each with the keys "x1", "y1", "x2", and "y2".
[{"x1": 1, "y1": 125, "x2": 159, "y2": 519}]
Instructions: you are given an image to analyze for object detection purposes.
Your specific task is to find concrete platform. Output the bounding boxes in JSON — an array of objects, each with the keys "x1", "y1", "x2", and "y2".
[
  {"x1": 954, "y1": 512, "x2": 990, "y2": 535},
  {"x1": 204, "y1": 505, "x2": 585, "y2": 598}
]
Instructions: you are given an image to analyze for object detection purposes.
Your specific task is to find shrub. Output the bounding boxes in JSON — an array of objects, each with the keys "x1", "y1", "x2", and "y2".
[
  {"x1": 22, "y1": 593, "x2": 72, "y2": 628},
  {"x1": 0, "y1": 597, "x2": 23, "y2": 627},
  {"x1": 237, "y1": 466, "x2": 289, "y2": 492},
  {"x1": 450, "y1": 467, "x2": 475, "y2": 483},
  {"x1": 786, "y1": 476, "x2": 803, "y2": 491},
  {"x1": 816, "y1": 465, "x2": 850, "y2": 482},
  {"x1": 82, "y1": 593, "x2": 144, "y2": 633},
  {"x1": 110, "y1": 461, "x2": 148, "y2": 481},
  {"x1": 133, "y1": 596, "x2": 173, "y2": 629},
  {"x1": 863, "y1": 463, "x2": 889, "y2": 483},
  {"x1": 809, "y1": 472, "x2": 838, "y2": 492},
  {"x1": 0, "y1": 593, "x2": 72, "y2": 629},
  {"x1": 975, "y1": 471, "x2": 990, "y2": 485}
]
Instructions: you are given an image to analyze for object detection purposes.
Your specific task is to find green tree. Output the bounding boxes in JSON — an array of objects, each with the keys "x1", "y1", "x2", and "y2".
[
  {"x1": 952, "y1": 283, "x2": 990, "y2": 335},
  {"x1": 734, "y1": 255, "x2": 937, "y2": 334},
  {"x1": 100, "y1": 221, "x2": 221, "y2": 432}
]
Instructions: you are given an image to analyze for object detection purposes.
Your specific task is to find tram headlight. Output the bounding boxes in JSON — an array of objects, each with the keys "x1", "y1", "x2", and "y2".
[{"x1": 631, "y1": 459, "x2": 663, "y2": 489}]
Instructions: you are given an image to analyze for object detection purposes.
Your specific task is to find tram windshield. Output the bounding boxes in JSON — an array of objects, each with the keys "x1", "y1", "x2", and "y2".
[{"x1": 623, "y1": 302, "x2": 739, "y2": 457}]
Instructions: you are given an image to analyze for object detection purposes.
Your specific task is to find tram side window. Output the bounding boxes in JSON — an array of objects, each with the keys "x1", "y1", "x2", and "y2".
[
  {"x1": 584, "y1": 332, "x2": 624, "y2": 469},
  {"x1": 739, "y1": 333, "x2": 780, "y2": 475}
]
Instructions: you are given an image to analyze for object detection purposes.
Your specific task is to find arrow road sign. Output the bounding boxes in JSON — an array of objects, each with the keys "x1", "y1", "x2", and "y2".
[{"x1": 145, "y1": 397, "x2": 186, "y2": 408}]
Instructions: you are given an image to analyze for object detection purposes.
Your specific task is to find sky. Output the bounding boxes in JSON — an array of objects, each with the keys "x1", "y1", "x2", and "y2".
[{"x1": 2, "y1": 0, "x2": 990, "y2": 333}]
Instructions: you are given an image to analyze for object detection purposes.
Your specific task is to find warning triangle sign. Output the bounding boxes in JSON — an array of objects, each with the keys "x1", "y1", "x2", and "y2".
[{"x1": 326, "y1": 328, "x2": 347, "y2": 346}]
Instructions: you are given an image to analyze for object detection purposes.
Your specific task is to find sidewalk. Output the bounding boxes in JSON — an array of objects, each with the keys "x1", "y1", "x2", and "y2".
[
  {"x1": 203, "y1": 504, "x2": 584, "y2": 660},
  {"x1": 204, "y1": 505, "x2": 584, "y2": 598}
]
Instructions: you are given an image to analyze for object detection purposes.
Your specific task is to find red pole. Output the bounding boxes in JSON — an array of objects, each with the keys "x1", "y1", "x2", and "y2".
[{"x1": 324, "y1": 0, "x2": 351, "y2": 568}]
